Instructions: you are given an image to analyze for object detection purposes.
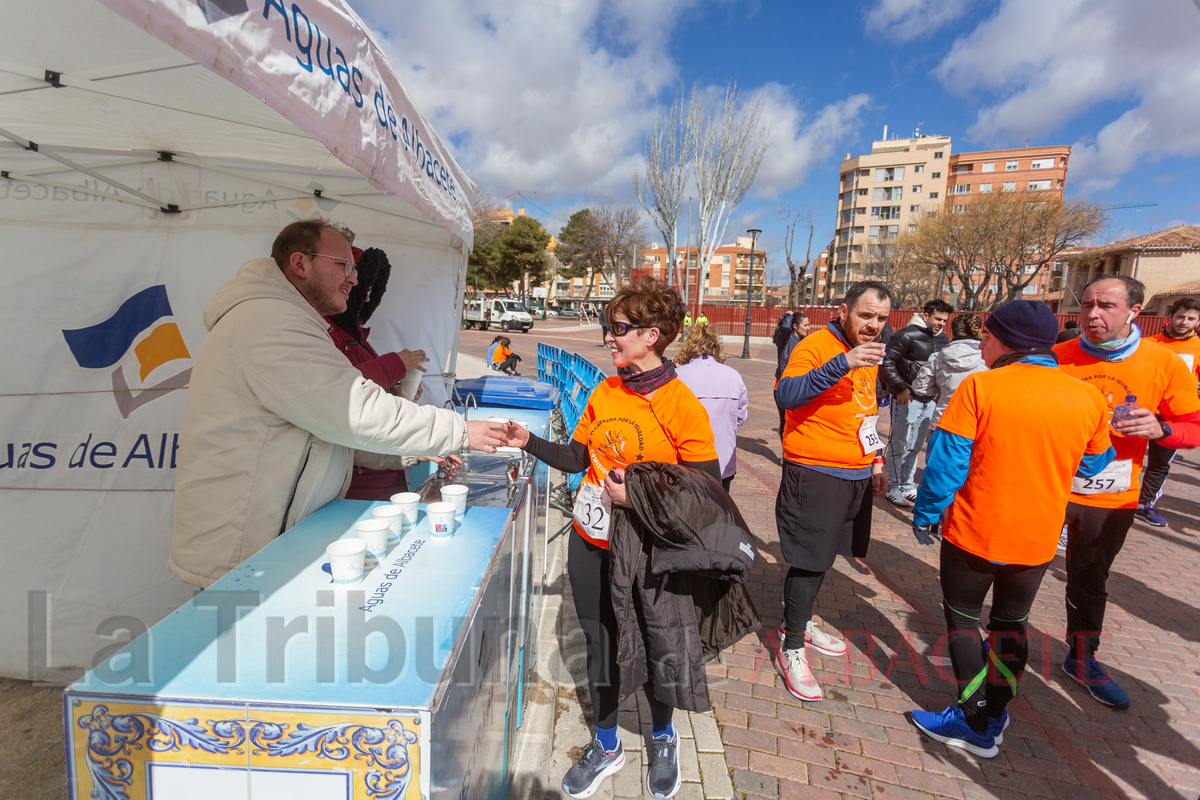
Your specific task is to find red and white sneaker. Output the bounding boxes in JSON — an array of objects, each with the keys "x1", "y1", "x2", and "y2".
[
  {"x1": 773, "y1": 644, "x2": 822, "y2": 701},
  {"x1": 777, "y1": 621, "x2": 848, "y2": 658}
]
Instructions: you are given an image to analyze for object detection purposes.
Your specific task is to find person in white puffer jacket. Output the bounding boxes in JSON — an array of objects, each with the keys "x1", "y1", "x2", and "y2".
[
  {"x1": 912, "y1": 313, "x2": 987, "y2": 431},
  {"x1": 169, "y1": 218, "x2": 505, "y2": 588}
]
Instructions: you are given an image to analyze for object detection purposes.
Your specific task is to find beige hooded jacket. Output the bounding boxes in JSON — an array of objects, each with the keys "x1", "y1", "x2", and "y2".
[{"x1": 169, "y1": 258, "x2": 466, "y2": 588}]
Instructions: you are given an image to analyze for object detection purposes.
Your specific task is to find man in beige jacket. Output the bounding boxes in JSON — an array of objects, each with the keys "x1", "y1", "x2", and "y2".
[{"x1": 169, "y1": 218, "x2": 503, "y2": 588}]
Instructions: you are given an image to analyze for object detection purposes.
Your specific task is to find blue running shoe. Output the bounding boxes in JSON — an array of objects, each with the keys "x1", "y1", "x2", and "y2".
[
  {"x1": 910, "y1": 706, "x2": 998, "y2": 758},
  {"x1": 1135, "y1": 505, "x2": 1168, "y2": 528},
  {"x1": 987, "y1": 710, "x2": 1010, "y2": 745},
  {"x1": 1062, "y1": 653, "x2": 1131, "y2": 709}
]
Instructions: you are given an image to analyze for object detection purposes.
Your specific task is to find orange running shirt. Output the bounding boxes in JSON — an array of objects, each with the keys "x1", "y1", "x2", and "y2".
[
  {"x1": 781, "y1": 326, "x2": 879, "y2": 470},
  {"x1": 938, "y1": 364, "x2": 1111, "y2": 565},
  {"x1": 492, "y1": 345, "x2": 512, "y2": 364},
  {"x1": 1148, "y1": 332, "x2": 1200, "y2": 384},
  {"x1": 1055, "y1": 337, "x2": 1200, "y2": 509},
  {"x1": 571, "y1": 377, "x2": 718, "y2": 547}
]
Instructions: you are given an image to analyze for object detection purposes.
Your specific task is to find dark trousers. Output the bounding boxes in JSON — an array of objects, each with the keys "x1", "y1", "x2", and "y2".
[
  {"x1": 777, "y1": 403, "x2": 786, "y2": 439},
  {"x1": 568, "y1": 532, "x2": 672, "y2": 730},
  {"x1": 1138, "y1": 441, "x2": 1177, "y2": 507},
  {"x1": 497, "y1": 355, "x2": 520, "y2": 373},
  {"x1": 1063, "y1": 502, "x2": 1136, "y2": 658},
  {"x1": 722, "y1": 476, "x2": 733, "y2": 493},
  {"x1": 941, "y1": 540, "x2": 1049, "y2": 732},
  {"x1": 783, "y1": 567, "x2": 825, "y2": 645}
]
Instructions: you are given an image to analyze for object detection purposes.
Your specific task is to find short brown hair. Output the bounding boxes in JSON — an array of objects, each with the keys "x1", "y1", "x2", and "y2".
[
  {"x1": 1168, "y1": 297, "x2": 1200, "y2": 317},
  {"x1": 271, "y1": 217, "x2": 355, "y2": 270},
  {"x1": 606, "y1": 277, "x2": 685, "y2": 356},
  {"x1": 674, "y1": 322, "x2": 725, "y2": 365}
]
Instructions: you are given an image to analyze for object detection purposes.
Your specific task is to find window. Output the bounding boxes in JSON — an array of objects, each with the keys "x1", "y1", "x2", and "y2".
[
  {"x1": 1030, "y1": 158, "x2": 1054, "y2": 170},
  {"x1": 934, "y1": 151, "x2": 944, "y2": 158},
  {"x1": 872, "y1": 186, "x2": 903, "y2": 200},
  {"x1": 979, "y1": 183, "x2": 992, "y2": 193},
  {"x1": 870, "y1": 206, "x2": 901, "y2": 220},
  {"x1": 1024, "y1": 265, "x2": 1037, "y2": 274},
  {"x1": 912, "y1": 185, "x2": 922, "y2": 193},
  {"x1": 842, "y1": 171, "x2": 858, "y2": 185},
  {"x1": 853, "y1": 226, "x2": 864, "y2": 233},
  {"x1": 653, "y1": 255, "x2": 661, "y2": 262},
  {"x1": 1029, "y1": 180, "x2": 1052, "y2": 191},
  {"x1": 859, "y1": 169, "x2": 870, "y2": 177},
  {"x1": 1006, "y1": 160, "x2": 1020, "y2": 171},
  {"x1": 950, "y1": 184, "x2": 971, "y2": 195},
  {"x1": 929, "y1": 191, "x2": 939, "y2": 199},
  {"x1": 931, "y1": 172, "x2": 941, "y2": 179},
  {"x1": 952, "y1": 165, "x2": 973, "y2": 175},
  {"x1": 1002, "y1": 182, "x2": 1016, "y2": 192},
  {"x1": 857, "y1": 188, "x2": 868, "y2": 196},
  {"x1": 840, "y1": 228, "x2": 852, "y2": 242},
  {"x1": 873, "y1": 166, "x2": 905, "y2": 182},
  {"x1": 953, "y1": 204, "x2": 968, "y2": 212},
  {"x1": 868, "y1": 226, "x2": 881, "y2": 239},
  {"x1": 722, "y1": 255, "x2": 731, "y2": 263},
  {"x1": 1023, "y1": 285, "x2": 1039, "y2": 295},
  {"x1": 914, "y1": 165, "x2": 924, "y2": 173},
  {"x1": 887, "y1": 225, "x2": 898, "y2": 239},
  {"x1": 908, "y1": 224, "x2": 917, "y2": 232},
  {"x1": 981, "y1": 162, "x2": 995, "y2": 173},
  {"x1": 840, "y1": 208, "x2": 854, "y2": 223},
  {"x1": 910, "y1": 204, "x2": 921, "y2": 212}
]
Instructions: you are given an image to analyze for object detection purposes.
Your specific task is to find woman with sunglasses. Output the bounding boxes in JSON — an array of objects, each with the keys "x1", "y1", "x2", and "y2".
[{"x1": 502, "y1": 279, "x2": 720, "y2": 800}]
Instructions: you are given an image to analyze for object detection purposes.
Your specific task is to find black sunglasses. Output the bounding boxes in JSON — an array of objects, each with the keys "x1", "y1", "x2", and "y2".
[{"x1": 602, "y1": 321, "x2": 651, "y2": 337}]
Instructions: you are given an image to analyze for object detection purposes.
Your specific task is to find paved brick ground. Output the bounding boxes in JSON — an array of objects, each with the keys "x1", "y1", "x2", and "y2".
[{"x1": 472, "y1": 319, "x2": 1200, "y2": 799}]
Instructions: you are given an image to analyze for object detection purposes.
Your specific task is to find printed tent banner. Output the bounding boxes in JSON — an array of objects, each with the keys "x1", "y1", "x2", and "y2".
[{"x1": 0, "y1": 0, "x2": 474, "y2": 680}]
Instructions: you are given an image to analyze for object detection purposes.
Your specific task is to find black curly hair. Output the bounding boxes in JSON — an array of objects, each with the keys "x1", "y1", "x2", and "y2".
[{"x1": 331, "y1": 247, "x2": 392, "y2": 330}]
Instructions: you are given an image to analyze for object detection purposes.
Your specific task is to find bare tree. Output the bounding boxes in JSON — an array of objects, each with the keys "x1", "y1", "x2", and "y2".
[
  {"x1": 904, "y1": 192, "x2": 1106, "y2": 310},
  {"x1": 634, "y1": 94, "x2": 689, "y2": 285},
  {"x1": 779, "y1": 203, "x2": 819, "y2": 307},
  {"x1": 689, "y1": 82, "x2": 770, "y2": 305},
  {"x1": 594, "y1": 205, "x2": 649, "y2": 288},
  {"x1": 862, "y1": 238, "x2": 939, "y2": 309}
]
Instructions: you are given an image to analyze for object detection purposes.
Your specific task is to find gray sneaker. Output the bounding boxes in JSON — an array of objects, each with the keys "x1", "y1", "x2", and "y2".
[
  {"x1": 646, "y1": 730, "x2": 681, "y2": 799},
  {"x1": 562, "y1": 737, "x2": 624, "y2": 799}
]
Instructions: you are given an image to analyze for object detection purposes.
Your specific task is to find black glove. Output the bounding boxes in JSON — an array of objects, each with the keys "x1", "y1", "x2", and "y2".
[{"x1": 911, "y1": 521, "x2": 939, "y2": 546}]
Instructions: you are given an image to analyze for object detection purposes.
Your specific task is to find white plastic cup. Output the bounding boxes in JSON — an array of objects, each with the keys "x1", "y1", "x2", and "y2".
[
  {"x1": 390, "y1": 492, "x2": 421, "y2": 529},
  {"x1": 372, "y1": 504, "x2": 406, "y2": 544},
  {"x1": 326, "y1": 538, "x2": 366, "y2": 585},
  {"x1": 441, "y1": 484, "x2": 469, "y2": 520},
  {"x1": 354, "y1": 519, "x2": 391, "y2": 566},
  {"x1": 426, "y1": 501, "x2": 457, "y2": 537}
]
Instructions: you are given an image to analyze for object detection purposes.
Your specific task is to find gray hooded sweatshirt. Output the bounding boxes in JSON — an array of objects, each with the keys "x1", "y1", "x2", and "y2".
[{"x1": 911, "y1": 337, "x2": 987, "y2": 424}]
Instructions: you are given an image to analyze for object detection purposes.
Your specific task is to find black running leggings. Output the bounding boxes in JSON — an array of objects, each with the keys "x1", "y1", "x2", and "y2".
[
  {"x1": 783, "y1": 567, "x2": 826, "y2": 645},
  {"x1": 568, "y1": 532, "x2": 673, "y2": 730},
  {"x1": 940, "y1": 539, "x2": 1049, "y2": 733}
]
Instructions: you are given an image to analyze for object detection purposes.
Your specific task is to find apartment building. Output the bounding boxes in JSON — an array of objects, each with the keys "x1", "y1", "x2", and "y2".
[
  {"x1": 831, "y1": 134, "x2": 952, "y2": 299},
  {"x1": 636, "y1": 237, "x2": 767, "y2": 303}
]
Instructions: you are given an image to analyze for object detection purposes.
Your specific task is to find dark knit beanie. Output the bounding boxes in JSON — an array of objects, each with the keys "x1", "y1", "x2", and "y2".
[{"x1": 984, "y1": 300, "x2": 1060, "y2": 352}]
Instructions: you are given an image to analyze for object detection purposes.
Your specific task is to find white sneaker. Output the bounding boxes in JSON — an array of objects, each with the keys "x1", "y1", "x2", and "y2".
[
  {"x1": 773, "y1": 645, "x2": 822, "y2": 701},
  {"x1": 885, "y1": 488, "x2": 910, "y2": 507},
  {"x1": 903, "y1": 491, "x2": 918, "y2": 503},
  {"x1": 777, "y1": 622, "x2": 848, "y2": 657},
  {"x1": 1057, "y1": 524, "x2": 1069, "y2": 553}
]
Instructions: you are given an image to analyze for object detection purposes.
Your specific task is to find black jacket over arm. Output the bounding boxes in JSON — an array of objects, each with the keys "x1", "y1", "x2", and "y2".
[
  {"x1": 609, "y1": 462, "x2": 761, "y2": 712},
  {"x1": 880, "y1": 323, "x2": 949, "y2": 399}
]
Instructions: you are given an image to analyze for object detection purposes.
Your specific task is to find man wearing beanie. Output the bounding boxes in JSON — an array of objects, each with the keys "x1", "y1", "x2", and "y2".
[
  {"x1": 909, "y1": 299, "x2": 1114, "y2": 758},
  {"x1": 1054, "y1": 277, "x2": 1200, "y2": 709}
]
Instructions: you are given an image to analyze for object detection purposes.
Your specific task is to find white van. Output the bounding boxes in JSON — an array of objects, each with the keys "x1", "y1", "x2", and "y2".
[{"x1": 462, "y1": 298, "x2": 534, "y2": 333}]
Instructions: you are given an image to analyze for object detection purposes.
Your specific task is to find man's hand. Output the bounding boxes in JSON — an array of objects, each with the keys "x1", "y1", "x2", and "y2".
[
  {"x1": 604, "y1": 468, "x2": 630, "y2": 507},
  {"x1": 397, "y1": 349, "x2": 430, "y2": 373},
  {"x1": 846, "y1": 342, "x2": 886, "y2": 369},
  {"x1": 1112, "y1": 407, "x2": 1164, "y2": 440},
  {"x1": 911, "y1": 522, "x2": 939, "y2": 546},
  {"x1": 467, "y1": 420, "x2": 505, "y2": 453},
  {"x1": 503, "y1": 421, "x2": 532, "y2": 449},
  {"x1": 871, "y1": 462, "x2": 888, "y2": 496},
  {"x1": 894, "y1": 389, "x2": 912, "y2": 405}
]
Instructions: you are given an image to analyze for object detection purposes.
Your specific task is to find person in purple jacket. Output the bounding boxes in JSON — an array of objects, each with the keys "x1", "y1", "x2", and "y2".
[{"x1": 675, "y1": 324, "x2": 750, "y2": 491}]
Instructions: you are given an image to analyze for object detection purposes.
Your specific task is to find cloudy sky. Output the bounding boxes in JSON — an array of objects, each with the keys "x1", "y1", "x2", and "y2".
[{"x1": 351, "y1": 0, "x2": 1200, "y2": 283}]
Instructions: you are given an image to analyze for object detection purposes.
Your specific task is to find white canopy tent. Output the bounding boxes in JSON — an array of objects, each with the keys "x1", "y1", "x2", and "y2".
[{"x1": 0, "y1": 0, "x2": 474, "y2": 680}]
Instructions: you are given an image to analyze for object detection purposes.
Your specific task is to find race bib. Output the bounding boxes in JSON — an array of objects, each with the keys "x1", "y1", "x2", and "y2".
[
  {"x1": 858, "y1": 415, "x2": 883, "y2": 455},
  {"x1": 1072, "y1": 459, "x2": 1133, "y2": 495},
  {"x1": 573, "y1": 481, "x2": 612, "y2": 542},
  {"x1": 1179, "y1": 353, "x2": 1195, "y2": 371}
]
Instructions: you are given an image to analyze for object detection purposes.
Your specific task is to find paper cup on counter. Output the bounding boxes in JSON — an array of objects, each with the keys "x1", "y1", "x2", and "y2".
[
  {"x1": 354, "y1": 519, "x2": 391, "y2": 566},
  {"x1": 441, "y1": 484, "x2": 469, "y2": 520},
  {"x1": 426, "y1": 502, "x2": 457, "y2": 537},
  {"x1": 389, "y1": 492, "x2": 421, "y2": 529},
  {"x1": 371, "y1": 504, "x2": 406, "y2": 544},
  {"x1": 326, "y1": 538, "x2": 366, "y2": 585}
]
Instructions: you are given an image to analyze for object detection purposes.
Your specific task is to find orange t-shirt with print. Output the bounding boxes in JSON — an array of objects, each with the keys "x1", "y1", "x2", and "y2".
[
  {"x1": 571, "y1": 376, "x2": 718, "y2": 547},
  {"x1": 780, "y1": 326, "x2": 879, "y2": 470},
  {"x1": 492, "y1": 345, "x2": 512, "y2": 364},
  {"x1": 1055, "y1": 337, "x2": 1200, "y2": 509},
  {"x1": 1147, "y1": 332, "x2": 1200, "y2": 385},
  {"x1": 937, "y1": 363, "x2": 1111, "y2": 565}
]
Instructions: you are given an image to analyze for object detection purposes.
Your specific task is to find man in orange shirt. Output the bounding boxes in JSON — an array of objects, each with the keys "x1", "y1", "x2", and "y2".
[
  {"x1": 910, "y1": 300, "x2": 1113, "y2": 758},
  {"x1": 772, "y1": 280, "x2": 891, "y2": 702},
  {"x1": 1136, "y1": 297, "x2": 1200, "y2": 526},
  {"x1": 1056, "y1": 276, "x2": 1200, "y2": 709}
]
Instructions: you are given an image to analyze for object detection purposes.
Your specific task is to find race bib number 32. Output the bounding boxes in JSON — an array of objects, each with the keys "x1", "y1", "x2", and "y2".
[
  {"x1": 1072, "y1": 459, "x2": 1133, "y2": 495},
  {"x1": 573, "y1": 481, "x2": 612, "y2": 541}
]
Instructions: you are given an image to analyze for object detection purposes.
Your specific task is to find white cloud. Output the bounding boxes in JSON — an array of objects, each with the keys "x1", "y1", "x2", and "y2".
[
  {"x1": 349, "y1": 0, "x2": 869, "y2": 205},
  {"x1": 865, "y1": 0, "x2": 974, "y2": 42},
  {"x1": 932, "y1": 0, "x2": 1200, "y2": 191}
]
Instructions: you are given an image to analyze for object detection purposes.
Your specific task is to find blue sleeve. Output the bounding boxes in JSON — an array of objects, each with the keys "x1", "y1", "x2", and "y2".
[
  {"x1": 775, "y1": 353, "x2": 850, "y2": 410},
  {"x1": 912, "y1": 429, "x2": 974, "y2": 527},
  {"x1": 1076, "y1": 446, "x2": 1116, "y2": 478}
]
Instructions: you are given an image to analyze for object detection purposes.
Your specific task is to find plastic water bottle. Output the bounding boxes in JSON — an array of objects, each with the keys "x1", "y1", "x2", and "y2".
[{"x1": 1113, "y1": 394, "x2": 1139, "y2": 422}]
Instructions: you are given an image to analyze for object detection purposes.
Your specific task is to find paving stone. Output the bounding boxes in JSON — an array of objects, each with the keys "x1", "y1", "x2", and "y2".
[
  {"x1": 698, "y1": 753, "x2": 734, "y2": 800},
  {"x1": 691, "y1": 712, "x2": 724, "y2": 753},
  {"x1": 679, "y1": 737, "x2": 701, "y2": 783}
]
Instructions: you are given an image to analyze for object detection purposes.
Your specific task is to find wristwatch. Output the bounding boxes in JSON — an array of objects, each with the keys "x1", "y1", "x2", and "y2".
[{"x1": 1154, "y1": 413, "x2": 1173, "y2": 442}]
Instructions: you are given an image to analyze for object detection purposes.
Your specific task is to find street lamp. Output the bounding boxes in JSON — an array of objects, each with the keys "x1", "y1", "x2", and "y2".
[{"x1": 741, "y1": 228, "x2": 761, "y2": 359}]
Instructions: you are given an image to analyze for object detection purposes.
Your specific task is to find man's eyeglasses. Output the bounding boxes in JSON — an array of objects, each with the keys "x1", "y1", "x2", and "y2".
[
  {"x1": 602, "y1": 321, "x2": 650, "y2": 337},
  {"x1": 305, "y1": 252, "x2": 357, "y2": 279}
]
